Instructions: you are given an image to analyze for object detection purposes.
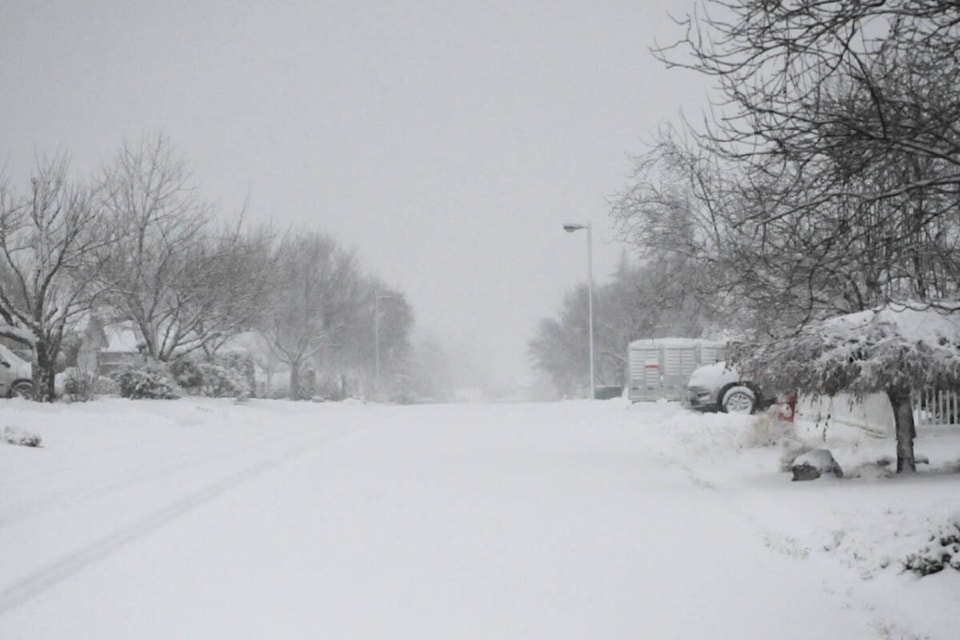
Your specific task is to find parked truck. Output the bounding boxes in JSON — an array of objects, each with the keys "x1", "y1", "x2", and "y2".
[{"x1": 627, "y1": 338, "x2": 726, "y2": 403}]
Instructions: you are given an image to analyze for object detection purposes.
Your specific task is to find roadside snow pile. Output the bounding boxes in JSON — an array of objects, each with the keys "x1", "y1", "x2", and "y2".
[
  {"x1": 789, "y1": 448, "x2": 843, "y2": 481},
  {"x1": 1, "y1": 426, "x2": 41, "y2": 448},
  {"x1": 627, "y1": 401, "x2": 960, "y2": 587}
]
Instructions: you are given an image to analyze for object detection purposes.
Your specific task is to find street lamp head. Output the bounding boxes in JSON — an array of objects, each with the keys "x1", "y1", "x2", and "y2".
[{"x1": 563, "y1": 223, "x2": 586, "y2": 233}]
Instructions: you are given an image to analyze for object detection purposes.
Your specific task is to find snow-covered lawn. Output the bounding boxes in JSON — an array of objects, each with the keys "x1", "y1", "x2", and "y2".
[{"x1": 1, "y1": 397, "x2": 958, "y2": 638}]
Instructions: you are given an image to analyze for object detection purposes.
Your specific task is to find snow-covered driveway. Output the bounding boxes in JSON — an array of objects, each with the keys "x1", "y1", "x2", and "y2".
[{"x1": 1, "y1": 399, "x2": 956, "y2": 638}]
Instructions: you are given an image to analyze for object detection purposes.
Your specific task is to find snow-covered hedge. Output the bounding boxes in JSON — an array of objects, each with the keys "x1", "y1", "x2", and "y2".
[
  {"x1": 169, "y1": 355, "x2": 251, "y2": 399},
  {"x1": 903, "y1": 519, "x2": 960, "y2": 576},
  {"x1": 58, "y1": 367, "x2": 118, "y2": 402},
  {"x1": 113, "y1": 365, "x2": 182, "y2": 400},
  {"x1": 217, "y1": 352, "x2": 256, "y2": 396},
  {"x1": 736, "y1": 303, "x2": 960, "y2": 398}
]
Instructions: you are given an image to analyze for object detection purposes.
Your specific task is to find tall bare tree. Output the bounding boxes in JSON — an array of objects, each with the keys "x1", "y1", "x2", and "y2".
[
  {"x1": 263, "y1": 231, "x2": 363, "y2": 399},
  {"x1": 319, "y1": 279, "x2": 414, "y2": 400},
  {"x1": 98, "y1": 133, "x2": 268, "y2": 360},
  {"x1": 616, "y1": 1, "x2": 960, "y2": 468},
  {"x1": 659, "y1": 1, "x2": 960, "y2": 192},
  {"x1": 0, "y1": 156, "x2": 111, "y2": 400}
]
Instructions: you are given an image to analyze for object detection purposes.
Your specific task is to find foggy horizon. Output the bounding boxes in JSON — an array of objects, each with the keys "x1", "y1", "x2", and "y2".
[{"x1": 1, "y1": 1, "x2": 707, "y2": 386}]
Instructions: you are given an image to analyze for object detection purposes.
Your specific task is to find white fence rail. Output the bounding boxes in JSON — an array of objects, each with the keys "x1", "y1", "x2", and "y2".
[
  {"x1": 799, "y1": 390, "x2": 960, "y2": 436},
  {"x1": 913, "y1": 389, "x2": 960, "y2": 428}
]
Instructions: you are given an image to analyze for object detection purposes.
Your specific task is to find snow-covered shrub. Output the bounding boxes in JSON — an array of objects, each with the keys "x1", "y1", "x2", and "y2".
[
  {"x1": 314, "y1": 374, "x2": 338, "y2": 401},
  {"x1": 2, "y1": 425, "x2": 41, "y2": 447},
  {"x1": 169, "y1": 357, "x2": 204, "y2": 390},
  {"x1": 791, "y1": 448, "x2": 844, "y2": 480},
  {"x1": 217, "y1": 352, "x2": 256, "y2": 397},
  {"x1": 58, "y1": 367, "x2": 116, "y2": 402},
  {"x1": 195, "y1": 362, "x2": 249, "y2": 398},
  {"x1": 903, "y1": 520, "x2": 960, "y2": 576},
  {"x1": 170, "y1": 355, "x2": 252, "y2": 399},
  {"x1": 779, "y1": 445, "x2": 811, "y2": 473},
  {"x1": 113, "y1": 365, "x2": 181, "y2": 400},
  {"x1": 62, "y1": 369, "x2": 94, "y2": 401}
]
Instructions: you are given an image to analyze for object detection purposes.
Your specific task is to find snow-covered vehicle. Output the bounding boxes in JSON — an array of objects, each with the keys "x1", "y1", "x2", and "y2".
[
  {"x1": 684, "y1": 361, "x2": 772, "y2": 414},
  {"x1": 0, "y1": 343, "x2": 33, "y2": 398}
]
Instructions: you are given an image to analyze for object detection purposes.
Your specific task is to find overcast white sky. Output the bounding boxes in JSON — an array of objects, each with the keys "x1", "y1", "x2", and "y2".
[{"x1": 1, "y1": 0, "x2": 707, "y2": 382}]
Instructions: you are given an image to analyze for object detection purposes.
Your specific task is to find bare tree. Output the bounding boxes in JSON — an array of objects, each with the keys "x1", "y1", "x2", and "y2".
[
  {"x1": 659, "y1": 1, "x2": 960, "y2": 193},
  {"x1": 190, "y1": 220, "x2": 275, "y2": 357},
  {"x1": 529, "y1": 254, "x2": 708, "y2": 397},
  {"x1": 633, "y1": 3, "x2": 960, "y2": 327},
  {"x1": 98, "y1": 133, "x2": 267, "y2": 361},
  {"x1": 322, "y1": 280, "x2": 414, "y2": 400},
  {"x1": 610, "y1": 133, "x2": 801, "y2": 334},
  {"x1": 0, "y1": 156, "x2": 111, "y2": 400},
  {"x1": 612, "y1": 117, "x2": 960, "y2": 338},
  {"x1": 263, "y1": 231, "x2": 363, "y2": 399}
]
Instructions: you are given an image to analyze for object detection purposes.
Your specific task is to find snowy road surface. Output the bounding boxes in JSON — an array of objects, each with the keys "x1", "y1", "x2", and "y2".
[{"x1": 1, "y1": 399, "x2": 957, "y2": 638}]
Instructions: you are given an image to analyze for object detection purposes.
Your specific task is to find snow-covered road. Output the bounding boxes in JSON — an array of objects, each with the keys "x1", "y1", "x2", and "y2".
[{"x1": 1, "y1": 399, "x2": 957, "y2": 638}]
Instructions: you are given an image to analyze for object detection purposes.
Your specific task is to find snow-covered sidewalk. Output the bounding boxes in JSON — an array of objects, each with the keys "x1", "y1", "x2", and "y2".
[{"x1": 1, "y1": 398, "x2": 958, "y2": 638}]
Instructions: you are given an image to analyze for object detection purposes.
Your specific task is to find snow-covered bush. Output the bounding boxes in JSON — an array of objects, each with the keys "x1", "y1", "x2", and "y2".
[
  {"x1": 169, "y1": 356, "x2": 251, "y2": 399},
  {"x1": 61, "y1": 368, "x2": 95, "y2": 401},
  {"x1": 779, "y1": 445, "x2": 811, "y2": 473},
  {"x1": 2, "y1": 425, "x2": 41, "y2": 447},
  {"x1": 217, "y1": 352, "x2": 256, "y2": 397},
  {"x1": 169, "y1": 357, "x2": 204, "y2": 390},
  {"x1": 113, "y1": 365, "x2": 181, "y2": 400},
  {"x1": 790, "y1": 448, "x2": 844, "y2": 480},
  {"x1": 58, "y1": 367, "x2": 117, "y2": 402},
  {"x1": 903, "y1": 520, "x2": 960, "y2": 576},
  {"x1": 195, "y1": 362, "x2": 249, "y2": 398}
]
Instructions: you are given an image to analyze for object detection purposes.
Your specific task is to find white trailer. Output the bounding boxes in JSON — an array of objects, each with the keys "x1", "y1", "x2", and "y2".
[{"x1": 627, "y1": 338, "x2": 727, "y2": 402}]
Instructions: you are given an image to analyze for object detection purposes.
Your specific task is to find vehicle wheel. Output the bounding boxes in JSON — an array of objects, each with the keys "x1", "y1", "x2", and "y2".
[
  {"x1": 9, "y1": 381, "x2": 34, "y2": 399},
  {"x1": 721, "y1": 385, "x2": 756, "y2": 414}
]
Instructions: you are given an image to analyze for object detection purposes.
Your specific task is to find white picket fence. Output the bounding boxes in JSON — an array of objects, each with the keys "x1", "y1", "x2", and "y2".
[
  {"x1": 913, "y1": 389, "x2": 960, "y2": 428},
  {"x1": 798, "y1": 389, "x2": 960, "y2": 437}
]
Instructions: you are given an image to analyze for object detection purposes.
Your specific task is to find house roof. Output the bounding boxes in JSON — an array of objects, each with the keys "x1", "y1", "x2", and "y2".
[{"x1": 102, "y1": 321, "x2": 145, "y2": 353}]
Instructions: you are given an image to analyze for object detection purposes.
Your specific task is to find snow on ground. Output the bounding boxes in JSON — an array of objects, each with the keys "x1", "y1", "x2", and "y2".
[{"x1": 1, "y1": 397, "x2": 958, "y2": 638}]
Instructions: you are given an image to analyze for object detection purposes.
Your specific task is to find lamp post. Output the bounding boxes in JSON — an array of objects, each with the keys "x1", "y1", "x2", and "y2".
[
  {"x1": 374, "y1": 293, "x2": 395, "y2": 400},
  {"x1": 563, "y1": 221, "x2": 595, "y2": 400}
]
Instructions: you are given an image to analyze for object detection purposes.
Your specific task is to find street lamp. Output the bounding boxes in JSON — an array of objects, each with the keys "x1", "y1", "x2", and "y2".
[
  {"x1": 563, "y1": 221, "x2": 595, "y2": 400},
  {"x1": 374, "y1": 293, "x2": 395, "y2": 400}
]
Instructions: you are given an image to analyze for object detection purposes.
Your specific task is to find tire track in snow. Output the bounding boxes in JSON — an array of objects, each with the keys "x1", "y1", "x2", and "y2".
[
  {"x1": 0, "y1": 427, "x2": 284, "y2": 528},
  {"x1": 0, "y1": 424, "x2": 366, "y2": 617}
]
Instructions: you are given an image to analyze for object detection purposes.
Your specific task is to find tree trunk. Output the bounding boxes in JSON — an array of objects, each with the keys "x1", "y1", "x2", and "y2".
[
  {"x1": 34, "y1": 343, "x2": 57, "y2": 403},
  {"x1": 289, "y1": 361, "x2": 301, "y2": 400},
  {"x1": 887, "y1": 388, "x2": 917, "y2": 473}
]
